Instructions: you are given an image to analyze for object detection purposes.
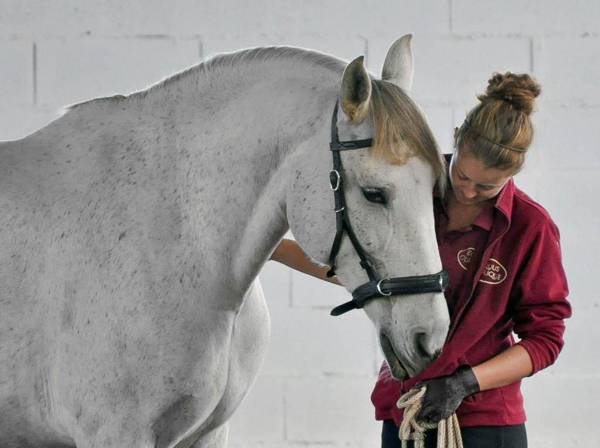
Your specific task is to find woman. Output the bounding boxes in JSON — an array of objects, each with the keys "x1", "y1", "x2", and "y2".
[{"x1": 271, "y1": 72, "x2": 571, "y2": 448}]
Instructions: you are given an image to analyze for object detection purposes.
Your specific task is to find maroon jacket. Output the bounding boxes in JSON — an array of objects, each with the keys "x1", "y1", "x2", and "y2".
[{"x1": 371, "y1": 178, "x2": 571, "y2": 427}]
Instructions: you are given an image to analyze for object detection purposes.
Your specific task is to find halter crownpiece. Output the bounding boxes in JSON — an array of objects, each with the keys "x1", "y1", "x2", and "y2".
[{"x1": 326, "y1": 101, "x2": 449, "y2": 316}]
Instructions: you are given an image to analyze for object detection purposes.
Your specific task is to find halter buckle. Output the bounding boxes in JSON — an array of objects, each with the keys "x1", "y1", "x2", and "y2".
[
  {"x1": 376, "y1": 279, "x2": 392, "y2": 297},
  {"x1": 329, "y1": 170, "x2": 341, "y2": 191}
]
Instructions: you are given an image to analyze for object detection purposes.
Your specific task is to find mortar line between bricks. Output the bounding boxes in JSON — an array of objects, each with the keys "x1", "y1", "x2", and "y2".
[
  {"x1": 288, "y1": 268, "x2": 294, "y2": 308},
  {"x1": 529, "y1": 37, "x2": 535, "y2": 72},
  {"x1": 372, "y1": 327, "x2": 380, "y2": 374},
  {"x1": 33, "y1": 42, "x2": 38, "y2": 105},
  {"x1": 269, "y1": 373, "x2": 377, "y2": 380},
  {"x1": 283, "y1": 380, "x2": 288, "y2": 441}
]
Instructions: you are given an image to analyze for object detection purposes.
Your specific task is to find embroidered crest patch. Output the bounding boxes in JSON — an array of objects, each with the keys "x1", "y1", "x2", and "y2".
[
  {"x1": 480, "y1": 258, "x2": 507, "y2": 284},
  {"x1": 457, "y1": 247, "x2": 475, "y2": 271}
]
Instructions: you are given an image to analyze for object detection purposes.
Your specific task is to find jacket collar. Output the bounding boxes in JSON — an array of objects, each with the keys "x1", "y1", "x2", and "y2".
[{"x1": 494, "y1": 177, "x2": 514, "y2": 225}]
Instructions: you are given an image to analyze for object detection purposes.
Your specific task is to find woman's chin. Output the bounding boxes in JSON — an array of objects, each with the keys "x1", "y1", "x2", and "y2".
[{"x1": 454, "y1": 191, "x2": 478, "y2": 205}]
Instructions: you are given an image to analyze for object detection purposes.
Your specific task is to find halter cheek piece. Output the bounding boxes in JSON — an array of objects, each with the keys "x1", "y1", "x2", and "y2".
[{"x1": 327, "y1": 101, "x2": 449, "y2": 316}]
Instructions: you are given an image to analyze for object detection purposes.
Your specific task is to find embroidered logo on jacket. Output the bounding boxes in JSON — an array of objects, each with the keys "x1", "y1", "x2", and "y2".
[
  {"x1": 457, "y1": 248, "x2": 507, "y2": 285},
  {"x1": 457, "y1": 247, "x2": 475, "y2": 270},
  {"x1": 480, "y1": 259, "x2": 507, "y2": 284}
]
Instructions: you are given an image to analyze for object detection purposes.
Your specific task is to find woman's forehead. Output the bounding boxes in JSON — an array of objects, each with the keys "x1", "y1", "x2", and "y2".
[{"x1": 452, "y1": 151, "x2": 511, "y2": 185}]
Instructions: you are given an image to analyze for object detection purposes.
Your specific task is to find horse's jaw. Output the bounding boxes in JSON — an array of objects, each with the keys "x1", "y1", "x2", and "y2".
[{"x1": 379, "y1": 332, "x2": 410, "y2": 380}]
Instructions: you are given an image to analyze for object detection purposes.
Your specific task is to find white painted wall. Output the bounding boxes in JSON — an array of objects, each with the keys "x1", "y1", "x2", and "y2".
[{"x1": 1, "y1": 1, "x2": 598, "y2": 447}]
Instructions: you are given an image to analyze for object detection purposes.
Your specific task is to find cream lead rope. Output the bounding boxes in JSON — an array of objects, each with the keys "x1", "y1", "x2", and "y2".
[{"x1": 396, "y1": 386, "x2": 464, "y2": 448}]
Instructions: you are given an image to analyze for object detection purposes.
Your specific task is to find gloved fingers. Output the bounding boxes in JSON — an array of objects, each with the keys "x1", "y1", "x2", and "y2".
[
  {"x1": 416, "y1": 405, "x2": 442, "y2": 424},
  {"x1": 417, "y1": 400, "x2": 455, "y2": 423},
  {"x1": 419, "y1": 385, "x2": 443, "y2": 409}
]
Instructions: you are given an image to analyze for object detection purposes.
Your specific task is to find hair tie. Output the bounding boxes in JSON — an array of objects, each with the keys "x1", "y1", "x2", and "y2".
[{"x1": 462, "y1": 120, "x2": 527, "y2": 153}]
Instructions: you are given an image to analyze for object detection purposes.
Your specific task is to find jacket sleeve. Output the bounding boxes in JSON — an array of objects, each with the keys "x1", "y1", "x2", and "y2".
[{"x1": 512, "y1": 219, "x2": 571, "y2": 374}]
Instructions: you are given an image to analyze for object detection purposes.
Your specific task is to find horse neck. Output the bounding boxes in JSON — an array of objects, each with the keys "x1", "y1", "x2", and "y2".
[{"x1": 148, "y1": 57, "x2": 340, "y2": 297}]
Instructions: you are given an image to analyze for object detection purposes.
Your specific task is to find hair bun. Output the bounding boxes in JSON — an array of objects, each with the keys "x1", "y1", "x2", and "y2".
[{"x1": 480, "y1": 72, "x2": 541, "y2": 115}]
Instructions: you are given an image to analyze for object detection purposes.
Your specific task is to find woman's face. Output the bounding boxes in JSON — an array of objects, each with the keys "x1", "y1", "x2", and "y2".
[{"x1": 449, "y1": 150, "x2": 513, "y2": 205}]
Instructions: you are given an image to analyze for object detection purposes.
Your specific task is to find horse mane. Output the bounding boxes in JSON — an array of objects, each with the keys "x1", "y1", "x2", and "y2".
[
  {"x1": 66, "y1": 46, "x2": 346, "y2": 111},
  {"x1": 65, "y1": 46, "x2": 445, "y2": 187},
  {"x1": 201, "y1": 46, "x2": 347, "y2": 78}
]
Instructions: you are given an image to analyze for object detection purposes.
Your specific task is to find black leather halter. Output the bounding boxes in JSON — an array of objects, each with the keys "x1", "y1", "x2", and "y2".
[{"x1": 326, "y1": 101, "x2": 449, "y2": 316}]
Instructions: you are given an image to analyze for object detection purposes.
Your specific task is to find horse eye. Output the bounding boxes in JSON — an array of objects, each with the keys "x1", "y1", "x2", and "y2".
[{"x1": 362, "y1": 187, "x2": 387, "y2": 205}]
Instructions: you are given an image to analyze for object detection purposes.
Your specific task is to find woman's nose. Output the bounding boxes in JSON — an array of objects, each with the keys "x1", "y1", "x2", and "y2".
[{"x1": 462, "y1": 184, "x2": 477, "y2": 199}]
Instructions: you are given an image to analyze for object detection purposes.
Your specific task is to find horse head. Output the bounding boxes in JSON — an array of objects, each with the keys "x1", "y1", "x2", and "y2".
[{"x1": 287, "y1": 35, "x2": 450, "y2": 379}]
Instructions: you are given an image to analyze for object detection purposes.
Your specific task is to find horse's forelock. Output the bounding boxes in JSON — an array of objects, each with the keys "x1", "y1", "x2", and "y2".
[{"x1": 369, "y1": 80, "x2": 446, "y2": 191}]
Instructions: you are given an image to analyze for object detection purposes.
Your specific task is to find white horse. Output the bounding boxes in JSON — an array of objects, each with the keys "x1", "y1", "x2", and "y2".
[{"x1": 0, "y1": 36, "x2": 449, "y2": 447}]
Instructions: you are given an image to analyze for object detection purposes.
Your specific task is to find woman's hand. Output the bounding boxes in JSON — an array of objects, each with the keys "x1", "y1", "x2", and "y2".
[
  {"x1": 416, "y1": 365, "x2": 480, "y2": 423},
  {"x1": 270, "y1": 239, "x2": 341, "y2": 286}
]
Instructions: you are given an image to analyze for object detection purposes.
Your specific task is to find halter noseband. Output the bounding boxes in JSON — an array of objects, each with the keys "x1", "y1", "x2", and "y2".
[{"x1": 326, "y1": 101, "x2": 449, "y2": 316}]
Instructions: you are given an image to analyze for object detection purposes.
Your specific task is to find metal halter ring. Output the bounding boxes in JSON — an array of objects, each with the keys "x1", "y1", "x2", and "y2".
[
  {"x1": 329, "y1": 170, "x2": 341, "y2": 191},
  {"x1": 376, "y1": 279, "x2": 392, "y2": 297}
]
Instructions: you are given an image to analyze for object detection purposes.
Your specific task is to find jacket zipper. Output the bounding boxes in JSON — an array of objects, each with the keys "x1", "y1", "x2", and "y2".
[{"x1": 447, "y1": 217, "x2": 509, "y2": 339}]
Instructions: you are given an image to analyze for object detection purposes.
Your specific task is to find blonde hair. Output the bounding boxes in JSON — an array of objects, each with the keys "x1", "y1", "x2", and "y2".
[
  {"x1": 456, "y1": 72, "x2": 542, "y2": 173},
  {"x1": 368, "y1": 79, "x2": 446, "y2": 187}
]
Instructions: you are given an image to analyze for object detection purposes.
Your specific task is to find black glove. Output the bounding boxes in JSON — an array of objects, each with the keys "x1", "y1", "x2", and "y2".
[{"x1": 416, "y1": 365, "x2": 480, "y2": 423}]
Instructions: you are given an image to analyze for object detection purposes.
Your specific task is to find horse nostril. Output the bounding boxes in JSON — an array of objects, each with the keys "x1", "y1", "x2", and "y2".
[{"x1": 414, "y1": 331, "x2": 437, "y2": 360}]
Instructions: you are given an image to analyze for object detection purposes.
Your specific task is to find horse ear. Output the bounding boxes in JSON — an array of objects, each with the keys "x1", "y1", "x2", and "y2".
[
  {"x1": 341, "y1": 56, "x2": 372, "y2": 123},
  {"x1": 381, "y1": 34, "x2": 414, "y2": 93}
]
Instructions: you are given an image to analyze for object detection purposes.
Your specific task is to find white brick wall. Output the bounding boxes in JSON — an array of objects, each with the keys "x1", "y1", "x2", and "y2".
[
  {"x1": 285, "y1": 377, "x2": 379, "y2": 445},
  {"x1": 535, "y1": 36, "x2": 600, "y2": 105},
  {"x1": 452, "y1": 0, "x2": 600, "y2": 35},
  {"x1": 37, "y1": 37, "x2": 201, "y2": 107},
  {"x1": 0, "y1": 39, "x2": 33, "y2": 103},
  {"x1": 1, "y1": 1, "x2": 598, "y2": 447},
  {"x1": 522, "y1": 374, "x2": 599, "y2": 448}
]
